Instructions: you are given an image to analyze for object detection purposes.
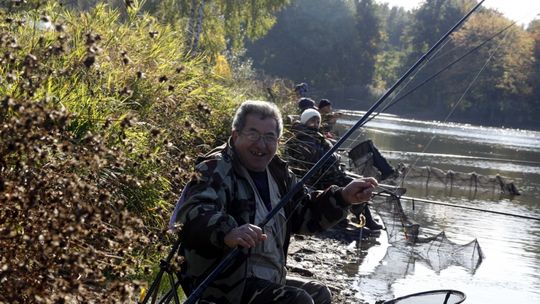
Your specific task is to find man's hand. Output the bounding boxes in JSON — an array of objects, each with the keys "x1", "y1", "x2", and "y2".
[
  {"x1": 224, "y1": 223, "x2": 267, "y2": 248},
  {"x1": 341, "y1": 177, "x2": 378, "y2": 205}
]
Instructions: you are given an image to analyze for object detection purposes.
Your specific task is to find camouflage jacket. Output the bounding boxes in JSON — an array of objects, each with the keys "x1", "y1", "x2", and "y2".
[
  {"x1": 320, "y1": 113, "x2": 337, "y2": 134},
  {"x1": 175, "y1": 138, "x2": 350, "y2": 303},
  {"x1": 285, "y1": 123, "x2": 353, "y2": 189}
]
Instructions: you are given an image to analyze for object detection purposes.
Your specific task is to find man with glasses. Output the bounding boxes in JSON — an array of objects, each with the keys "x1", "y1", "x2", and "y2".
[{"x1": 174, "y1": 100, "x2": 377, "y2": 304}]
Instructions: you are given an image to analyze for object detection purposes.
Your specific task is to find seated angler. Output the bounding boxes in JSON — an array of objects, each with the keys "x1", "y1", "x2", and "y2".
[
  {"x1": 317, "y1": 98, "x2": 342, "y2": 138},
  {"x1": 297, "y1": 97, "x2": 317, "y2": 114},
  {"x1": 173, "y1": 100, "x2": 378, "y2": 304},
  {"x1": 285, "y1": 108, "x2": 383, "y2": 233}
]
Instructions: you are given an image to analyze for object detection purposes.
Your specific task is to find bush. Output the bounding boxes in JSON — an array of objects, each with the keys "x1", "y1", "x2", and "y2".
[{"x1": 0, "y1": 2, "x2": 240, "y2": 302}]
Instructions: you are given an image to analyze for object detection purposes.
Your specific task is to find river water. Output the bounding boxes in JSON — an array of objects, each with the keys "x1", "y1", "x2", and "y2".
[{"x1": 335, "y1": 111, "x2": 540, "y2": 304}]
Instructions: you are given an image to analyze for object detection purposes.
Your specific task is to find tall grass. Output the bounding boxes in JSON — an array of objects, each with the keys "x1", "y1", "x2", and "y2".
[{"x1": 0, "y1": 2, "x2": 253, "y2": 302}]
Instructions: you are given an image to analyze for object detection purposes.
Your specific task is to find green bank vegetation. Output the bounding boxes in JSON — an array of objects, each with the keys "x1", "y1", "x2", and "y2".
[
  {"x1": 3, "y1": 0, "x2": 536, "y2": 302},
  {"x1": 0, "y1": 1, "x2": 291, "y2": 302}
]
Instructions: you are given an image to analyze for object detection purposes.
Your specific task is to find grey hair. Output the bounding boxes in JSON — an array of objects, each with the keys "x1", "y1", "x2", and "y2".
[{"x1": 231, "y1": 100, "x2": 283, "y2": 137}]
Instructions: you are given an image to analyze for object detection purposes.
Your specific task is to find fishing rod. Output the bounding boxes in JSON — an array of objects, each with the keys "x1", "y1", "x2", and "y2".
[
  {"x1": 183, "y1": 2, "x2": 485, "y2": 303},
  {"x1": 375, "y1": 192, "x2": 540, "y2": 221},
  {"x1": 363, "y1": 20, "x2": 516, "y2": 126}
]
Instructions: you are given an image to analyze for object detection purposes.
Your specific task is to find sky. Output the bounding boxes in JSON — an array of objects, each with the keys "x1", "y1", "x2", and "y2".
[{"x1": 377, "y1": 0, "x2": 540, "y2": 26}]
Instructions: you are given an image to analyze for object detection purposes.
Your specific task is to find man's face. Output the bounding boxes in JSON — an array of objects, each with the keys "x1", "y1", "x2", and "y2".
[
  {"x1": 306, "y1": 117, "x2": 321, "y2": 129},
  {"x1": 232, "y1": 114, "x2": 279, "y2": 172},
  {"x1": 319, "y1": 105, "x2": 332, "y2": 114}
]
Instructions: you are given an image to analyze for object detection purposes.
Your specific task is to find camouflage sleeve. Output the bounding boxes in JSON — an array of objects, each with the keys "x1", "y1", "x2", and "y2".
[
  {"x1": 287, "y1": 172, "x2": 350, "y2": 234},
  {"x1": 314, "y1": 153, "x2": 354, "y2": 188},
  {"x1": 285, "y1": 136, "x2": 319, "y2": 173},
  {"x1": 288, "y1": 135, "x2": 350, "y2": 189},
  {"x1": 176, "y1": 159, "x2": 238, "y2": 253}
]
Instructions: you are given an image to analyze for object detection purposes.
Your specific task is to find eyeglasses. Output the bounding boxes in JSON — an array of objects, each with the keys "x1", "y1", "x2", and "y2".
[{"x1": 240, "y1": 130, "x2": 279, "y2": 144}]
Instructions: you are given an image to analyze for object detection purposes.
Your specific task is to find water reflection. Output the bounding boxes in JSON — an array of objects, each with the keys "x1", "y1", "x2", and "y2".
[{"x1": 337, "y1": 112, "x2": 540, "y2": 304}]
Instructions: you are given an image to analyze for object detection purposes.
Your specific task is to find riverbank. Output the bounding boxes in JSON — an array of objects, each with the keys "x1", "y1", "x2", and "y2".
[{"x1": 286, "y1": 217, "x2": 384, "y2": 304}]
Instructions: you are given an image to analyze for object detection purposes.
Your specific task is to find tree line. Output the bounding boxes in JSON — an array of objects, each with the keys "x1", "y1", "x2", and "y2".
[
  {"x1": 245, "y1": 0, "x2": 540, "y2": 130},
  {"x1": 2, "y1": 0, "x2": 536, "y2": 301}
]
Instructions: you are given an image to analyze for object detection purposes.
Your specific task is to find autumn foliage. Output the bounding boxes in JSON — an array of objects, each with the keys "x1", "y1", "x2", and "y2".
[{"x1": 0, "y1": 2, "x2": 251, "y2": 302}]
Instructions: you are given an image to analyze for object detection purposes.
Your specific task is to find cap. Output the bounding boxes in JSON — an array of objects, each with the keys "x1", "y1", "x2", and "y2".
[
  {"x1": 294, "y1": 82, "x2": 308, "y2": 92},
  {"x1": 318, "y1": 99, "x2": 331, "y2": 109},
  {"x1": 300, "y1": 108, "x2": 321, "y2": 125},
  {"x1": 294, "y1": 83, "x2": 308, "y2": 97},
  {"x1": 298, "y1": 97, "x2": 316, "y2": 111}
]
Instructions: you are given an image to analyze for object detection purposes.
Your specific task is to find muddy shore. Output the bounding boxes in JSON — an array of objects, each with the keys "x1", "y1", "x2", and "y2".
[{"x1": 286, "y1": 218, "x2": 385, "y2": 304}]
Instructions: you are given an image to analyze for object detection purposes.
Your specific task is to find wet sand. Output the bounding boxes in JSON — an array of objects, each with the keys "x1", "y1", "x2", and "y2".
[{"x1": 287, "y1": 218, "x2": 383, "y2": 304}]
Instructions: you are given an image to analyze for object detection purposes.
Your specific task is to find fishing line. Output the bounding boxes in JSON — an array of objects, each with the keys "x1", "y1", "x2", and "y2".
[
  {"x1": 342, "y1": 32, "x2": 454, "y2": 149},
  {"x1": 375, "y1": 192, "x2": 540, "y2": 221},
  {"x1": 388, "y1": 151, "x2": 540, "y2": 166},
  {"x1": 282, "y1": 0, "x2": 491, "y2": 240},
  {"x1": 398, "y1": 23, "x2": 513, "y2": 185},
  {"x1": 182, "y1": 2, "x2": 485, "y2": 302},
  {"x1": 362, "y1": 21, "x2": 516, "y2": 125}
]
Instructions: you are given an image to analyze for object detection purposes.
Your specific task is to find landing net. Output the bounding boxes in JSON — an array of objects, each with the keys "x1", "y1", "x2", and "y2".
[
  {"x1": 375, "y1": 193, "x2": 483, "y2": 273},
  {"x1": 380, "y1": 289, "x2": 466, "y2": 304}
]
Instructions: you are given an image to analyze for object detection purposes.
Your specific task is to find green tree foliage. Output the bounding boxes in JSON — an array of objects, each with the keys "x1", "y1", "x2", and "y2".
[
  {"x1": 450, "y1": 11, "x2": 534, "y2": 125},
  {"x1": 398, "y1": 0, "x2": 476, "y2": 113},
  {"x1": 405, "y1": 0, "x2": 471, "y2": 56},
  {"x1": 141, "y1": 0, "x2": 291, "y2": 55},
  {"x1": 382, "y1": 5, "x2": 410, "y2": 49},
  {"x1": 372, "y1": 4, "x2": 411, "y2": 91},
  {"x1": 246, "y1": 0, "x2": 383, "y2": 108},
  {"x1": 56, "y1": 0, "x2": 290, "y2": 56},
  {"x1": 393, "y1": 1, "x2": 537, "y2": 127},
  {"x1": 527, "y1": 20, "x2": 540, "y2": 124},
  {"x1": 353, "y1": 0, "x2": 382, "y2": 96}
]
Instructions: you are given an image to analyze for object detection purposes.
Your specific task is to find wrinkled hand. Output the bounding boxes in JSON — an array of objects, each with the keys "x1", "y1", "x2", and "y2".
[
  {"x1": 341, "y1": 177, "x2": 378, "y2": 205},
  {"x1": 224, "y1": 223, "x2": 267, "y2": 248}
]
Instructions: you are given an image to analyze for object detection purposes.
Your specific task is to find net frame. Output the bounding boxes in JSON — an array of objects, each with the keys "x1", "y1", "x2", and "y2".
[{"x1": 381, "y1": 289, "x2": 466, "y2": 304}]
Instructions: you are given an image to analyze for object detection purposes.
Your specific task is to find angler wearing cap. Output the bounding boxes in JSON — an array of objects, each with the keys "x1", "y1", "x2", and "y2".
[
  {"x1": 317, "y1": 98, "x2": 342, "y2": 136},
  {"x1": 285, "y1": 108, "x2": 383, "y2": 231},
  {"x1": 314, "y1": 99, "x2": 397, "y2": 181},
  {"x1": 297, "y1": 97, "x2": 317, "y2": 114},
  {"x1": 173, "y1": 100, "x2": 377, "y2": 304},
  {"x1": 285, "y1": 108, "x2": 341, "y2": 186},
  {"x1": 294, "y1": 82, "x2": 308, "y2": 98}
]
